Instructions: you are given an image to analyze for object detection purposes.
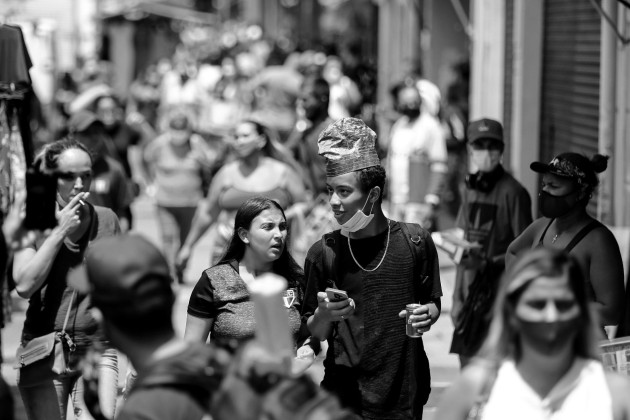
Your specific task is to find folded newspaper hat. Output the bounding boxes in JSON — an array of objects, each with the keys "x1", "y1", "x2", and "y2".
[{"x1": 317, "y1": 117, "x2": 380, "y2": 177}]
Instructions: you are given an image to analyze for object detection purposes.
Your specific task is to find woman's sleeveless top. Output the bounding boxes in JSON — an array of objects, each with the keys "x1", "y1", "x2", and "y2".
[{"x1": 480, "y1": 358, "x2": 612, "y2": 420}]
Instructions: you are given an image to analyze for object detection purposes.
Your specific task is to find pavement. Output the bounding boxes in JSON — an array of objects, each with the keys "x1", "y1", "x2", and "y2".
[{"x1": 1, "y1": 195, "x2": 460, "y2": 419}]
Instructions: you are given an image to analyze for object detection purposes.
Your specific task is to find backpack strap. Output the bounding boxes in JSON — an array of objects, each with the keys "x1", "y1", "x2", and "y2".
[{"x1": 321, "y1": 231, "x2": 341, "y2": 289}]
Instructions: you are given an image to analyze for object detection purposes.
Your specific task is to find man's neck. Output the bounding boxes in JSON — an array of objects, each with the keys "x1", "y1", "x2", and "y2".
[
  {"x1": 347, "y1": 208, "x2": 389, "y2": 239},
  {"x1": 121, "y1": 333, "x2": 184, "y2": 375}
]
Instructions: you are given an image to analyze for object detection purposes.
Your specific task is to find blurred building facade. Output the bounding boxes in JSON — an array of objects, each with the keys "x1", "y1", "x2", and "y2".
[{"x1": 471, "y1": 0, "x2": 630, "y2": 227}]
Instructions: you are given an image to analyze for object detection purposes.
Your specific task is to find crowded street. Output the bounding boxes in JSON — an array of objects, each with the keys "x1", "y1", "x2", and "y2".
[
  {"x1": 2, "y1": 194, "x2": 460, "y2": 419},
  {"x1": 2, "y1": 1, "x2": 630, "y2": 420}
]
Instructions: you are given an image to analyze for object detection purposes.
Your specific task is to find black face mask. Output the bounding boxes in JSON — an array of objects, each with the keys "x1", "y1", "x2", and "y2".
[
  {"x1": 398, "y1": 105, "x2": 421, "y2": 119},
  {"x1": 517, "y1": 318, "x2": 580, "y2": 355},
  {"x1": 538, "y1": 190, "x2": 581, "y2": 218}
]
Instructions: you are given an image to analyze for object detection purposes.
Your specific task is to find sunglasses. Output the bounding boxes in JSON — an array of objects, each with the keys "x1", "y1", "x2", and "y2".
[{"x1": 57, "y1": 171, "x2": 92, "y2": 182}]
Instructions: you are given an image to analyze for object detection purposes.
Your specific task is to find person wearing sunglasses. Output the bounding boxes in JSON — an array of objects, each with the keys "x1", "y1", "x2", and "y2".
[{"x1": 12, "y1": 139, "x2": 120, "y2": 420}]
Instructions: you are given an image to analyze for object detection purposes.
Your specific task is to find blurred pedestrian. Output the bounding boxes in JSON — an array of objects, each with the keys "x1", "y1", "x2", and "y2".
[
  {"x1": 450, "y1": 118, "x2": 532, "y2": 367},
  {"x1": 285, "y1": 76, "x2": 333, "y2": 197},
  {"x1": 143, "y1": 112, "x2": 218, "y2": 283},
  {"x1": 506, "y1": 152, "x2": 625, "y2": 332},
  {"x1": 70, "y1": 233, "x2": 228, "y2": 420},
  {"x1": 247, "y1": 64, "x2": 303, "y2": 142},
  {"x1": 385, "y1": 80, "x2": 448, "y2": 231},
  {"x1": 94, "y1": 95, "x2": 153, "y2": 182},
  {"x1": 12, "y1": 139, "x2": 119, "y2": 420},
  {"x1": 323, "y1": 56, "x2": 362, "y2": 120},
  {"x1": 176, "y1": 119, "x2": 308, "y2": 272},
  {"x1": 284, "y1": 77, "x2": 335, "y2": 264},
  {"x1": 438, "y1": 248, "x2": 630, "y2": 420},
  {"x1": 185, "y1": 197, "x2": 316, "y2": 373},
  {"x1": 302, "y1": 118, "x2": 442, "y2": 419},
  {"x1": 68, "y1": 110, "x2": 134, "y2": 232}
]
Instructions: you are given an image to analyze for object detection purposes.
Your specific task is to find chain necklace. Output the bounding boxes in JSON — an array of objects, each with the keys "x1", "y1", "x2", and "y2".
[{"x1": 348, "y1": 219, "x2": 391, "y2": 272}]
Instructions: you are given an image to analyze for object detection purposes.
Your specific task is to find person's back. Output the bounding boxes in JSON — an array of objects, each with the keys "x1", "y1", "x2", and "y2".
[{"x1": 118, "y1": 343, "x2": 219, "y2": 420}]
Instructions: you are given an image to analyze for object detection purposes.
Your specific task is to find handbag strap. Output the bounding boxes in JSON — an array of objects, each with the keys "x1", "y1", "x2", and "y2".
[{"x1": 61, "y1": 289, "x2": 76, "y2": 335}]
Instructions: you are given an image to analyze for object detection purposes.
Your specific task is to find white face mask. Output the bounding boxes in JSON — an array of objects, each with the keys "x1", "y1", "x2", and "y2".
[
  {"x1": 471, "y1": 150, "x2": 501, "y2": 173},
  {"x1": 339, "y1": 192, "x2": 375, "y2": 237}
]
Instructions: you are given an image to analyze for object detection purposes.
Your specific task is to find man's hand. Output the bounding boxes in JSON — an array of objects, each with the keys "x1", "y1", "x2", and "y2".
[
  {"x1": 55, "y1": 192, "x2": 89, "y2": 238},
  {"x1": 315, "y1": 291, "x2": 355, "y2": 323},
  {"x1": 398, "y1": 304, "x2": 434, "y2": 334}
]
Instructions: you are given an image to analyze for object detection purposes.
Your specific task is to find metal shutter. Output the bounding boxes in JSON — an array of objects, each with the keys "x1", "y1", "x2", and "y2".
[
  {"x1": 539, "y1": 0, "x2": 601, "y2": 214},
  {"x1": 503, "y1": 0, "x2": 515, "y2": 169},
  {"x1": 540, "y1": 0, "x2": 601, "y2": 162}
]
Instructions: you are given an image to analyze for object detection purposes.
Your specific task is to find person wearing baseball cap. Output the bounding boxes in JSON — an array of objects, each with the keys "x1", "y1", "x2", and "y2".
[
  {"x1": 70, "y1": 233, "x2": 224, "y2": 420},
  {"x1": 506, "y1": 152, "x2": 625, "y2": 334},
  {"x1": 301, "y1": 117, "x2": 443, "y2": 418},
  {"x1": 450, "y1": 118, "x2": 532, "y2": 367}
]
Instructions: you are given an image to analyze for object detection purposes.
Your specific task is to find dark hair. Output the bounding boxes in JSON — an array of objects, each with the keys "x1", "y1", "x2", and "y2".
[
  {"x1": 302, "y1": 76, "x2": 330, "y2": 103},
  {"x1": 94, "y1": 94, "x2": 123, "y2": 110},
  {"x1": 219, "y1": 197, "x2": 304, "y2": 289},
  {"x1": 480, "y1": 247, "x2": 599, "y2": 361},
  {"x1": 34, "y1": 138, "x2": 93, "y2": 172},
  {"x1": 105, "y1": 293, "x2": 174, "y2": 338},
  {"x1": 358, "y1": 165, "x2": 387, "y2": 199},
  {"x1": 583, "y1": 153, "x2": 608, "y2": 194},
  {"x1": 239, "y1": 119, "x2": 303, "y2": 174}
]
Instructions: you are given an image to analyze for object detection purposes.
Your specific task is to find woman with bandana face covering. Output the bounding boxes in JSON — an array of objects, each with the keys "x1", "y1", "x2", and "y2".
[
  {"x1": 144, "y1": 112, "x2": 218, "y2": 284},
  {"x1": 176, "y1": 119, "x2": 308, "y2": 274},
  {"x1": 438, "y1": 248, "x2": 630, "y2": 420},
  {"x1": 506, "y1": 153, "x2": 625, "y2": 333}
]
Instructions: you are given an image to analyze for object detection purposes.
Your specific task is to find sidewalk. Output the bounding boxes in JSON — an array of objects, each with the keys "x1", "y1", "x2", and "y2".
[{"x1": 1, "y1": 196, "x2": 460, "y2": 419}]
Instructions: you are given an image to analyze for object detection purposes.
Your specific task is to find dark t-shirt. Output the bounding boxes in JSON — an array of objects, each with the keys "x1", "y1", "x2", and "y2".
[
  {"x1": 188, "y1": 261, "x2": 304, "y2": 347},
  {"x1": 22, "y1": 205, "x2": 120, "y2": 352},
  {"x1": 302, "y1": 222, "x2": 442, "y2": 419},
  {"x1": 88, "y1": 156, "x2": 134, "y2": 218}
]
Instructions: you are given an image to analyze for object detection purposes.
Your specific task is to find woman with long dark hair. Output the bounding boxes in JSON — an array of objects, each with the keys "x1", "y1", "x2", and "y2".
[
  {"x1": 184, "y1": 197, "x2": 312, "y2": 368},
  {"x1": 438, "y1": 248, "x2": 630, "y2": 419}
]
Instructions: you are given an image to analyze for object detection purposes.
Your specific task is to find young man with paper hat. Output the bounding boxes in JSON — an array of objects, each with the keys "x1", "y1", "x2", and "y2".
[
  {"x1": 449, "y1": 118, "x2": 532, "y2": 366},
  {"x1": 301, "y1": 117, "x2": 443, "y2": 419}
]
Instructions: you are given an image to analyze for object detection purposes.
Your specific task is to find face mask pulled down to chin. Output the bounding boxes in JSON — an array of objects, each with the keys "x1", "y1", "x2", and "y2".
[{"x1": 337, "y1": 193, "x2": 375, "y2": 237}]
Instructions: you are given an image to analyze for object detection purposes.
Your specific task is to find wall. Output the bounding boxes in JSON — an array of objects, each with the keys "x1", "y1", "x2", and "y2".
[
  {"x1": 424, "y1": 0, "x2": 470, "y2": 94},
  {"x1": 11, "y1": 0, "x2": 99, "y2": 70},
  {"x1": 469, "y1": 0, "x2": 504, "y2": 121}
]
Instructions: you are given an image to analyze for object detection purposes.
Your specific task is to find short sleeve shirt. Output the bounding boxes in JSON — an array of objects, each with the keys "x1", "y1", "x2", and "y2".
[{"x1": 187, "y1": 261, "x2": 303, "y2": 347}]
